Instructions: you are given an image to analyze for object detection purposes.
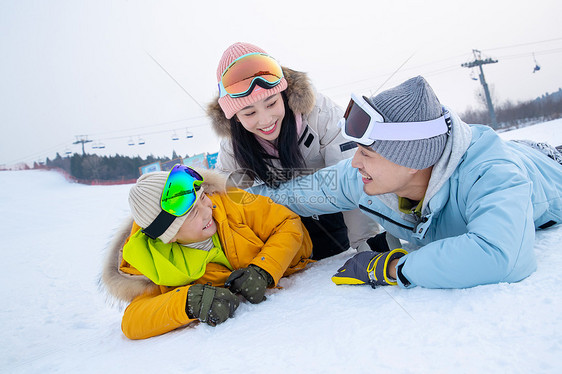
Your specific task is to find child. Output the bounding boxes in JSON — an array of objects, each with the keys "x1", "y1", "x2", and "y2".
[{"x1": 101, "y1": 164, "x2": 313, "y2": 339}]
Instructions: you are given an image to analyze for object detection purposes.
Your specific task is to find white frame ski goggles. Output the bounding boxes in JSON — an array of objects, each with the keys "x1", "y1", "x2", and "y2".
[{"x1": 338, "y1": 93, "x2": 451, "y2": 146}]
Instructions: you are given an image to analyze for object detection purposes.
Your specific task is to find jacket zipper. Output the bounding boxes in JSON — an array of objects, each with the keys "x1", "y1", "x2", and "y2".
[{"x1": 359, "y1": 204, "x2": 415, "y2": 231}]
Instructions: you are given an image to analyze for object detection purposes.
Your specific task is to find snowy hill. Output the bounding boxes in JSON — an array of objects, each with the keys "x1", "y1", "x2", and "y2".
[{"x1": 1, "y1": 120, "x2": 561, "y2": 373}]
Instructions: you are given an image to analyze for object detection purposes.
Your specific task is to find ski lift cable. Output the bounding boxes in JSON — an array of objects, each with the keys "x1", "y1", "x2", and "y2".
[
  {"x1": 345, "y1": 64, "x2": 463, "y2": 96},
  {"x1": 369, "y1": 51, "x2": 417, "y2": 96},
  {"x1": 95, "y1": 122, "x2": 211, "y2": 142},
  {"x1": 338, "y1": 45, "x2": 560, "y2": 94},
  {"x1": 321, "y1": 50, "x2": 473, "y2": 93},
  {"x1": 145, "y1": 51, "x2": 207, "y2": 113},
  {"x1": 532, "y1": 47, "x2": 562, "y2": 57},
  {"x1": 421, "y1": 65, "x2": 463, "y2": 78},
  {"x1": 7, "y1": 139, "x2": 76, "y2": 165},
  {"x1": 322, "y1": 38, "x2": 562, "y2": 94},
  {"x1": 482, "y1": 37, "x2": 562, "y2": 52},
  {"x1": 496, "y1": 47, "x2": 562, "y2": 61},
  {"x1": 322, "y1": 55, "x2": 476, "y2": 94},
  {"x1": 87, "y1": 115, "x2": 207, "y2": 138}
]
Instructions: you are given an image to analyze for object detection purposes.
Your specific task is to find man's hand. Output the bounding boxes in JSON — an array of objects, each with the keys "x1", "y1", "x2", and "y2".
[
  {"x1": 356, "y1": 232, "x2": 402, "y2": 253},
  {"x1": 331, "y1": 248, "x2": 408, "y2": 287}
]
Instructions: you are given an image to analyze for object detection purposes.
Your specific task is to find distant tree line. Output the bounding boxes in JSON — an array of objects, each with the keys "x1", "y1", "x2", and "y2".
[
  {"x1": 460, "y1": 88, "x2": 562, "y2": 130},
  {"x1": 30, "y1": 89, "x2": 561, "y2": 181},
  {"x1": 35, "y1": 151, "x2": 183, "y2": 181}
]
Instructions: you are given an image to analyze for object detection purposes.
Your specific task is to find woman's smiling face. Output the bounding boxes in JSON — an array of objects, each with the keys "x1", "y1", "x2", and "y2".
[{"x1": 235, "y1": 93, "x2": 285, "y2": 141}]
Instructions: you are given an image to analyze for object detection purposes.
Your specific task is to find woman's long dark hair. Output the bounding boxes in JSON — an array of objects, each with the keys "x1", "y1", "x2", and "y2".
[{"x1": 230, "y1": 91, "x2": 305, "y2": 188}]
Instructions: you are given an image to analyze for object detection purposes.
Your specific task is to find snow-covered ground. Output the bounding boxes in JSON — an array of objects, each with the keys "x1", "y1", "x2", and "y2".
[{"x1": 1, "y1": 120, "x2": 561, "y2": 374}]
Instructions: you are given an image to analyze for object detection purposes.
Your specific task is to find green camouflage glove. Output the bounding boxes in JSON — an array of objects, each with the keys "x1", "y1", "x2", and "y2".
[
  {"x1": 186, "y1": 284, "x2": 239, "y2": 326},
  {"x1": 225, "y1": 265, "x2": 273, "y2": 304},
  {"x1": 331, "y1": 248, "x2": 408, "y2": 287}
]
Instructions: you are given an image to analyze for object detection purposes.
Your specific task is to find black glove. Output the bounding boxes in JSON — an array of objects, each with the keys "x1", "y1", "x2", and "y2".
[
  {"x1": 186, "y1": 284, "x2": 239, "y2": 326},
  {"x1": 331, "y1": 248, "x2": 408, "y2": 287},
  {"x1": 364, "y1": 232, "x2": 402, "y2": 253},
  {"x1": 225, "y1": 265, "x2": 273, "y2": 304}
]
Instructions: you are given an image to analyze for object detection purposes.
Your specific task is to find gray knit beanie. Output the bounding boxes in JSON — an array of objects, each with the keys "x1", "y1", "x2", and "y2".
[
  {"x1": 128, "y1": 171, "x2": 190, "y2": 244},
  {"x1": 368, "y1": 76, "x2": 447, "y2": 169}
]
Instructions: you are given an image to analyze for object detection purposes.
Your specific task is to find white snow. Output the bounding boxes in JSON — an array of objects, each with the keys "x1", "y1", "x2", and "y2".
[{"x1": 1, "y1": 120, "x2": 561, "y2": 374}]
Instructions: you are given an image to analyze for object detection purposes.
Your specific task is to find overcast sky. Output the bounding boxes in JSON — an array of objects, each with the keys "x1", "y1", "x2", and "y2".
[{"x1": 1, "y1": 0, "x2": 561, "y2": 166}]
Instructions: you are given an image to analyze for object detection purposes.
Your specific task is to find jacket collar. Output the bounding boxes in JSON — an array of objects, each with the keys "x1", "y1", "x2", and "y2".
[{"x1": 422, "y1": 108, "x2": 472, "y2": 214}]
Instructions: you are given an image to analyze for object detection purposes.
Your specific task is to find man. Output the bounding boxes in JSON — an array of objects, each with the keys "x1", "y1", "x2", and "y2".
[{"x1": 250, "y1": 76, "x2": 562, "y2": 289}]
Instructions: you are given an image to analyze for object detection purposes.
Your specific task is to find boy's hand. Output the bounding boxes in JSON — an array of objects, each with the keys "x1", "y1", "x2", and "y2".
[
  {"x1": 225, "y1": 265, "x2": 273, "y2": 304},
  {"x1": 186, "y1": 284, "x2": 239, "y2": 326}
]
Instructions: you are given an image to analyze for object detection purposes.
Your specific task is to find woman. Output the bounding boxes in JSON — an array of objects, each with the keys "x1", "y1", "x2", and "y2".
[{"x1": 207, "y1": 42, "x2": 379, "y2": 259}]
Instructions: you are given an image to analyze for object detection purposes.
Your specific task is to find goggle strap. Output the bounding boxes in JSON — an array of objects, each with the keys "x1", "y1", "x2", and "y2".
[
  {"x1": 219, "y1": 75, "x2": 281, "y2": 98},
  {"x1": 342, "y1": 93, "x2": 450, "y2": 144},
  {"x1": 367, "y1": 115, "x2": 450, "y2": 141},
  {"x1": 234, "y1": 76, "x2": 280, "y2": 97},
  {"x1": 142, "y1": 210, "x2": 176, "y2": 240}
]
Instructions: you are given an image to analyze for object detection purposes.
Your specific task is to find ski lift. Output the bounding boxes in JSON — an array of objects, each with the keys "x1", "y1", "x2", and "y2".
[
  {"x1": 186, "y1": 129, "x2": 194, "y2": 139},
  {"x1": 128, "y1": 137, "x2": 135, "y2": 146},
  {"x1": 171, "y1": 132, "x2": 179, "y2": 141},
  {"x1": 532, "y1": 53, "x2": 541, "y2": 73},
  {"x1": 138, "y1": 137, "x2": 145, "y2": 145},
  {"x1": 470, "y1": 69, "x2": 478, "y2": 81},
  {"x1": 92, "y1": 141, "x2": 104, "y2": 149},
  {"x1": 65, "y1": 148, "x2": 72, "y2": 155}
]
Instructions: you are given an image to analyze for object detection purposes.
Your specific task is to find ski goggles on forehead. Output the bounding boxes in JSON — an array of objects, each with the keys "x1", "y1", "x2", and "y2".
[
  {"x1": 142, "y1": 164, "x2": 204, "y2": 240},
  {"x1": 338, "y1": 93, "x2": 451, "y2": 146},
  {"x1": 218, "y1": 52, "x2": 284, "y2": 98}
]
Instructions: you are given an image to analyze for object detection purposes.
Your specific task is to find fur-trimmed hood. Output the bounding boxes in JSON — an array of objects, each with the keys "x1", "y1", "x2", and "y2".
[
  {"x1": 207, "y1": 67, "x2": 316, "y2": 138},
  {"x1": 100, "y1": 169, "x2": 229, "y2": 303}
]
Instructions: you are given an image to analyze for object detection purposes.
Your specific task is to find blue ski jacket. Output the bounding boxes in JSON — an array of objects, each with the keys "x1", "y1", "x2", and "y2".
[{"x1": 250, "y1": 114, "x2": 562, "y2": 289}]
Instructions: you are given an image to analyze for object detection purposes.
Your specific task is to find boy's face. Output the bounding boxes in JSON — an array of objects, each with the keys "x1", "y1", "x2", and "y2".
[{"x1": 170, "y1": 193, "x2": 217, "y2": 244}]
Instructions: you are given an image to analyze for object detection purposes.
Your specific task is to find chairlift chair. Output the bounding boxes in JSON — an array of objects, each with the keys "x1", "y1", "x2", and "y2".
[
  {"x1": 138, "y1": 137, "x2": 145, "y2": 145},
  {"x1": 128, "y1": 137, "x2": 135, "y2": 146},
  {"x1": 533, "y1": 53, "x2": 541, "y2": 73},
  {"x1": 186, "y1": 130, "x2": 194, "y2": 139},
  {"x1": 171, "y1": 132, "x2": 179, "y2": 141}
]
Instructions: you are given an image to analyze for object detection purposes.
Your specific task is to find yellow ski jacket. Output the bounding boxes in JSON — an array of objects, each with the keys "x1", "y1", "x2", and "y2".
[{"x1": 101, "y1": 170, "x2": 313, "y2": 340}]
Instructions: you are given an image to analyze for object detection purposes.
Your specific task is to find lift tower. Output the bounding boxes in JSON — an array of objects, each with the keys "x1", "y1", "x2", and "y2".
[
  {"x1": 73, "y1": 135, "x2": 92, "y2": 155},
  {"x1": 462, "y1": 49, "x2": 498, "y2": 128}
]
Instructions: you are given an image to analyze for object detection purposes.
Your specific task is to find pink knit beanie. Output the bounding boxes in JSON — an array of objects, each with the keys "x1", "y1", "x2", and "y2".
[{"x1": 216, "y1": 42, "x2": 288, "y2": 119}]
